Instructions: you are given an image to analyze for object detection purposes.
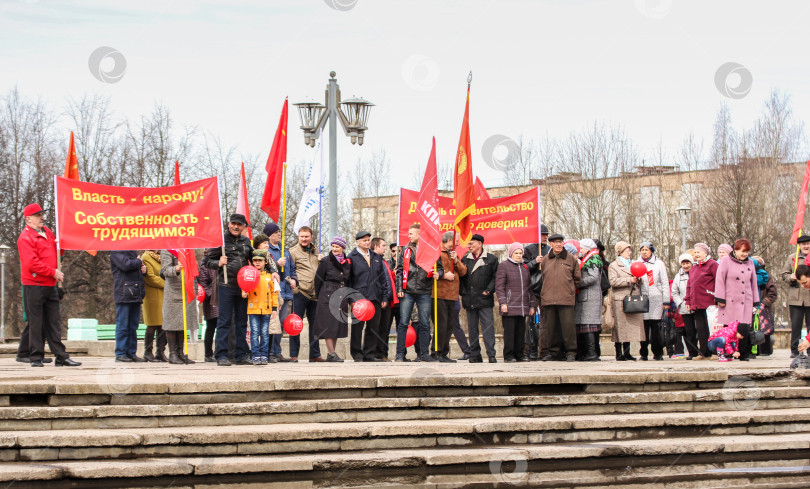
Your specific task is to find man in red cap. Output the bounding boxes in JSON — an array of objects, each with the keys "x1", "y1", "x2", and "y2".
[{"x1": 17, "y1": 203, "x2": 80, "y2": 367}]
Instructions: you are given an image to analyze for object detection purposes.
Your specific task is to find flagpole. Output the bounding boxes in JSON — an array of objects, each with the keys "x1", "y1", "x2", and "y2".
[
  {"x1": 281, "y1": 163, "x2": 287, "y2": 272},
  {"x1": 181, "y1": 271, "x2": 188, "y2": 355},
  {"x1": 434, "y1": 263, "x2": 438, "y2": 352},
  {"x1": 53, "y1": 176, "x2": 63, "y2": 288},
  {"x1": 795, "y1": 228, "x2": 803, "y2": 273}
]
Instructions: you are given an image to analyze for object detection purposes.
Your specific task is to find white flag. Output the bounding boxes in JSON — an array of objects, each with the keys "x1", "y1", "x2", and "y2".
[{"x1": 293, "y1": 131, "x2": 324, "y2": 234}]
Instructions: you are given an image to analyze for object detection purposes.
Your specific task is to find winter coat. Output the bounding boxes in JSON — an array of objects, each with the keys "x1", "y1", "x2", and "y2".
[
  {"x1": 246, "y1": 270, "x2": 279, "y2": 315},
  {"x1": 197, "y1": 265, "x2": 218, "y2": 320},
  {"x1": 608, "y1": 259, "x2": 645, "y2": 343},
  {"x1": 671, "y1": 268, "x2": 692, "y2": 316},
  {"x1": 267, "y1": 242, "x2": 297, "y2": 301},
  {"x1": 708, "y1": 323, "x2": 740, "y2": 356},
  {"x1": 686, "y1": 258, "x2": 719, "y2": 310},
  {"x1": 781, "y1": 253, "x2": 810, "y2": 307},
  {"x1": 434, "y1": 249, "x2": 467, "y2": 300},
  {"x1": 495, "y1": 259, "x2": 536, "y2": 316},
  {"x1": 539, "y1": 248, "x2": 581, "y2": 306},
  {"x1": 396, "y1": 243, "x2": 433, "y2": 296},
  {"x1": 459, "y1": 250, "x2": 499, "y2": 309},
  {"x1": 17, "y1": 225, "x2": 59, "y2": 286},
  {"x1": 348, "y1": 248, "x2": 392, "y2": 304},
  {"x1": 313, "y1": 252, "x2": 353, "y2": 339},
  {"x1": 109, "y1": 251, "x2": 145, "y2": 305},
  {"x1": 160, "y1": 250, "x2": 198, "y2": 332},
  {"x1": 289, "y1": 243, "x2": 320, "y2": 300},
  {"x1": 635, "y1": 255, "x2": 669, "y2": 320},
  {"x1": 141, "y1": 251, "x2": 164, "y2": 326},
  {"x1": 575, "y1": 259, "x2": 603, "y2": 325},
  {"x1": 714, "y1": 253, "x2": 759, "y2": 326},
  {"x1": 203, "y1": 232, "x2": 252, "y2": 289}
]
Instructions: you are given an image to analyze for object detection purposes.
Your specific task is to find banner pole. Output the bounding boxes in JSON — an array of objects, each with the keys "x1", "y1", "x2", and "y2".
[
  {"x1": 281, "y1": 163, "x2": 288, "y2": 272},
  {"x1": 434, "y1": 263, "x2": 438, "y2": 352},
  {"x1": 53, "y1": 176, "x2": 63, "y2": 288},
  {"x1": 795, "y1": 228, "x2": 803, "y2": 273},
  {"x1": 181, "y1": 270, "x2": 188, "y2": 355}
]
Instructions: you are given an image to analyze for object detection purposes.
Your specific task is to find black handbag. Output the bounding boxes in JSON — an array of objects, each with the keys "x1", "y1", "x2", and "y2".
[{"x1": 622, "y1": 283, "x2": 649, "y2": 314}]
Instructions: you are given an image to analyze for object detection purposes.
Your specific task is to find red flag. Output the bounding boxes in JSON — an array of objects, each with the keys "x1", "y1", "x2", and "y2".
[
  {"x1": 453, "y1": 86, "x2": 476, "y2": 245},
  {"x1": 415, "y1": 138, "x2": 442, "y2": 273},
  {"x1": 168, "y1": 249, "x2": 199, "y2": 303},
  {"x1": 791, "y1": 160, "x2": 810, "y2": 245},
  {"x1": 474, "y1": 176, "x2": 490, "y2": 200},
  {"x1": 64, "y1": 132, "x2": 79, "y2": 180},
  {"x1": 261, "y1": 99, "x2": 288, "y2": 221},
  {"x1": 174, "y1": 160, "x2": 181, "y2": 186},
  {"x1": 237, "y1": 161, "x2": 253, "y2": 240}
]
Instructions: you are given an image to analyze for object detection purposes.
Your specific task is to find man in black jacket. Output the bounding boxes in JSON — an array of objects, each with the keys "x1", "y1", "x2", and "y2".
[
  {"x1": 395, "y1": 224, "x2": 436, "y2": 362},
  {"x1": 460, "y1": 234, "x2": 499, "y2": 363},
  {"x1": 348, "y1": 231, "x2": 392, "y2": 362},
  {"x1": 523, "y1": 224, "x2": 550, "y2": 360},
  {"x1": 203, "y1": 214, "x2": 253, "y2": 366},
  {"x1": 110, "y1": 250, "x2": 146, "y2": 362}
]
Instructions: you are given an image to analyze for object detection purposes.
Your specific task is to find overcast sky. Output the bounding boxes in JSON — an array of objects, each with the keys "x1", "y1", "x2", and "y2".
[{"x1": 2, "y1": 0, "x2": 809, "y2": 190}]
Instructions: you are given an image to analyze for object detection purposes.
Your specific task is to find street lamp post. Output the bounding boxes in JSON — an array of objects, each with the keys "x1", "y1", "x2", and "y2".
[
  {"x1": 676, "y1": 206, "x2": 692, "y2": 252},
  {"x1": 0, "y1": 244, "x2": 9, "y2": 342},
  {"x1": 294, "y1": 71, "x2": 373, "y2": 239}
]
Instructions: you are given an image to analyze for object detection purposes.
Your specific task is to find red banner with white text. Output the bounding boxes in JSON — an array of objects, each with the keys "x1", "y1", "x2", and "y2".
[
  {"x1": 55, "y1": 176, "x2": 225, "y2": 251},
  {"x1": 398, "y1": 187, "x2": 541, "y2": 246}
]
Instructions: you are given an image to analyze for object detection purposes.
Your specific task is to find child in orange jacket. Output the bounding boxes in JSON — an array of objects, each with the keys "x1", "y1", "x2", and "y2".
[{"x1": 242, "y1": 250, "x2": 278, "y2": 365}]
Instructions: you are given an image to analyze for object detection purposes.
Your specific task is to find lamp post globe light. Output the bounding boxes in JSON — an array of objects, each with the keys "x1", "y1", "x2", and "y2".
[
  {"x1": 676, "y1": 205, "x2": 692, "y2": 252},
  {"x1": 294, "y1": 71, "x2": 374, "y2": 239}
]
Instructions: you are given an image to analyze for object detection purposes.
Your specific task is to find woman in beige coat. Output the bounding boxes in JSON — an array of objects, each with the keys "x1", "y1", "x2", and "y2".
[{"x1": 609, "y1": 241, "x2": 645, "y2": 361}]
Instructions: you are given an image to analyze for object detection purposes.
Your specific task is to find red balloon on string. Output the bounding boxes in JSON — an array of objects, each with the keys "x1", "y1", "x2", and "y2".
[
  {"x1": 352, "y1": 299, "x2": 375, "y2": 321},
  {"x1": 196, "y1": 284, "x2": 205, "y2": 303},
  {"x1": 237, "y1": 265, "x2": 261, "y2": 292},
  {"x1": 630, "y1": 262, "x2": 647, "y2": 278},
  {"x1": 405, "y1": 324, "x2": 417, "y2": 348},
  {"x1": 284, "y1": 314, "x2": 304, "y2": 336}
]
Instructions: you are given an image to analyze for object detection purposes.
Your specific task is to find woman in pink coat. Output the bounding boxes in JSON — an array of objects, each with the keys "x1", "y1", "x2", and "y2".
[{"x1": 714, "y1": 239, "x2": 759, "y2": 361}]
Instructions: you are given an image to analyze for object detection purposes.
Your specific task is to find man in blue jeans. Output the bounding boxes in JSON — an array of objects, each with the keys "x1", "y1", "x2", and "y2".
[
  {"x1": 263, "y1": 222, "x2": 297, "y2": 362},
  {"x1": 110, "y1": 250, "x2": 147, "y2": 362},
  {"x1": 287, "y1": 226, "x2": 324, "y2": 362},
  {"x1": 395, "y1": 224, "x2": 436, "y2": 362},
  {"x1": 203, "y1": 214, "x2": 253, "y2": 366}
]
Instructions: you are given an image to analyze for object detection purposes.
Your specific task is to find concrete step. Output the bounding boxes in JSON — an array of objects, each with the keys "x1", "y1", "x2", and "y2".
[
  {"x1": 2, "y1": 386, "x2": 810, "y2": 431},
  {"x1": 4, "y1": 407, "x2": 810, "y2": 463},
  {"x1": 1, "y1": 433, "x2": 809, "y2": 484},
  {"x1": 0, "y1": 344, "x2": 89, "y2": 358}
]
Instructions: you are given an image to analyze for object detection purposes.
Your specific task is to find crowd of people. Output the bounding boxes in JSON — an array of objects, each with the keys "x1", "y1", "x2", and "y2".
[{"x1": 14, "y1": 203, "x2": 810, "y2": 367}]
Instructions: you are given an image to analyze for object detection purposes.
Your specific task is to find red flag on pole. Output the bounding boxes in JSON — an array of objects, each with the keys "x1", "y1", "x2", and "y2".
[
  {"x1": 474, "y1": 176, "x2": 490, "y2": 200},
  {"x1": 174, "y1": 160, "x2": 181, "y2": 186},
  {"x1": 415, "y1": 138, "x2": 442, "y2": 273},
  {"x1": 237, "y1": 161, "x2": 253, "y2": 240},
  {"x1": 64, "y1": 132, "x2": 79, "y2": 180},
  {"x1": 261, "y1": 99, "x2": 288, "y2": 221},
  {"x1": 453, "y1": 83, "x2": 476, "y2": 245},
  {"x1": 790, "y1": 160, "x2": 810, "y2": 245},
  {"x1": 169, "y1": 161, "x2": 200, "y2": 302}
]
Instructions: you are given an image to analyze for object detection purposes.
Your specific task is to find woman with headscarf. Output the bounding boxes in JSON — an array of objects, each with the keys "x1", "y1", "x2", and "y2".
[
  {"x1": 495, "y1": 242, "x2": 536, "y2": 362},
  {"x1": 635, "y1": 241, "x2": 669, "y2": 361},
  {"x1": 313, "y1": 236, "x2": 353, "y2": 362},
  {"x1": 685, "y1": 243, "x2": 719, "y2": 359},
  {"x1": 608, "y1": 241, "x2": 644, "y2": 361},
  {"x1": 575, "y1": 239, "x2": 603, "y2": 361},
  {"x1": 751, "y1": 255, "x2": 776, "y2": 356},
  {"x1": 714, "y1": 239, "x2": 759, "y2": 361}
]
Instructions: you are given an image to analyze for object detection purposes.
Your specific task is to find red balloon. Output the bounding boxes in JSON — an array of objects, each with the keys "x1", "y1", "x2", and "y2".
[
  {"x1": 196, "y1": 284, "x2": 205, "y2": 303},
  {"x1": 237, "y1": 265, "x2": 261, "y2": 292},
  {"x1": 630, "y1": 262, "x2": 648, "y2": 278},
  {"x1": 405, "y1": 324, "x2": 417, "y2": 348},
  {"x1": 284, "y1": 314, "x2": 304, "y2": 336},
  {"x1": 352, "y1": 299, "x2": 375, "y2": 321}
]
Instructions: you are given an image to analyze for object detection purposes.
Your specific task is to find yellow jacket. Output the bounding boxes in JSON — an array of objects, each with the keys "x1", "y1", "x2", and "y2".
[{"x1": 246, "y1": 270, "x2": 279, "y2": 315}]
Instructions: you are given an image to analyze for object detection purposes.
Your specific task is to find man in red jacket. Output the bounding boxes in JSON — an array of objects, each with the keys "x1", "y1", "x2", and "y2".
[{"x1": 17, "y1": 204, "x2": 80, "y2": 367}]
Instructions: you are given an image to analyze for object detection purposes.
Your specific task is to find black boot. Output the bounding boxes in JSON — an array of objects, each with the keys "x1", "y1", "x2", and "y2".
[
  {"x1": 143, "y1": 326, "x2": 158, "y2": 362},
  {"x1": 623, "y1": 342, "x2": 637, "y2": 361},
  {"x1": 615, "y1": 342, "x2": 625, "y2": 361},
  {"x1": 154, "y1": 327, "x2": 168, "y2": 362},
  {"x1": 583, "y1": 333, "x2": 599, "y2": 361},
  {"x1": 594, "y1": 332, "x2": 602, "y2": 357},
  {"x1": 575, "y1": 333, "x2": 585, "y2": 361},
  {"x1": 167, "y1": 332, "x2": 184, "y2": 365}
]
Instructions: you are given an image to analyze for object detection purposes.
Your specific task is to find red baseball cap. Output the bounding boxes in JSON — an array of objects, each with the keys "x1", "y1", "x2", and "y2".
[{"x1": 24, "y1": 203, "x2": 44, "y2": 217}]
